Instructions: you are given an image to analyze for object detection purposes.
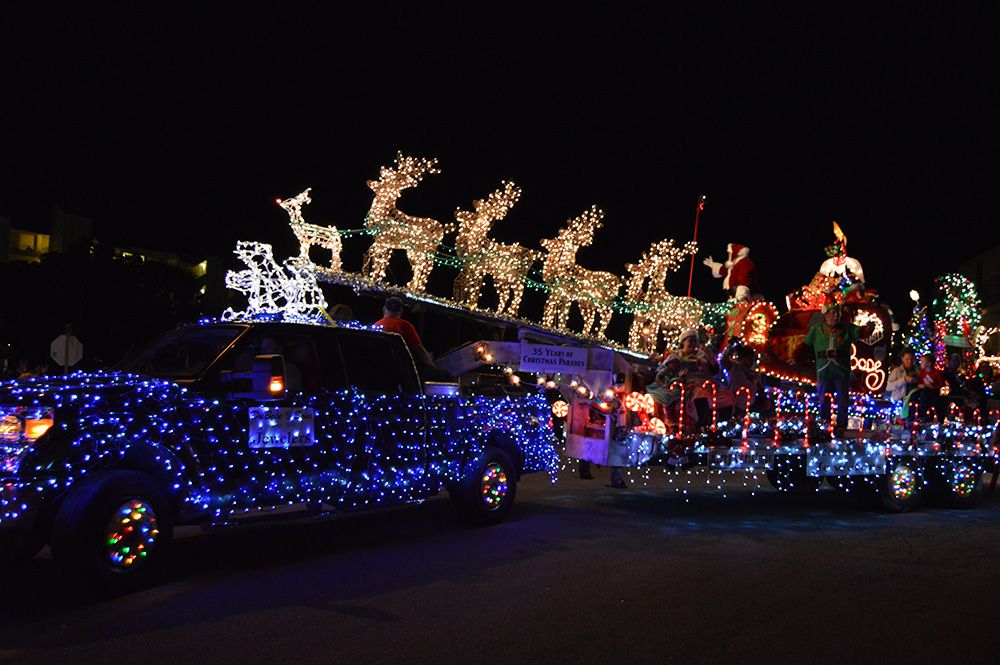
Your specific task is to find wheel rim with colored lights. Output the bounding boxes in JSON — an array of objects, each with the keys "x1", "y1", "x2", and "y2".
[
  {"x1": 480, "y1": 462, "x2": 509, "y2": 511},
  {"x1": 104, "y1": 498, "x2": 160, "y2": 571},
  {"x1": 889, "y1": 464, "x2": 918, "y2": 502},
  {"x1": 950, "y1": 463, "x2": 978, "y2": 497}
]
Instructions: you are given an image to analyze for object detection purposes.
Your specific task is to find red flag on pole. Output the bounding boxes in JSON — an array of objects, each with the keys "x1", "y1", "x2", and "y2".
[{"x1": 686, "y1": 195, "x2": 706, "y2": 298}]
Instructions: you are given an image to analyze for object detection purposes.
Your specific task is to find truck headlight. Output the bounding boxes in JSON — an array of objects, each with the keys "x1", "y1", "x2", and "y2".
[{"x1": 0, "y1": 406, "x2": 54, "y2": 474}]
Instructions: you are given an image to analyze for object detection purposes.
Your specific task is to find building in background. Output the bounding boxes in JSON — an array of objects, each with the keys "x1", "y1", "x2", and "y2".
[
  {"x1": 0, "y1": 205, "x2": 224, "y2": 309},
  {"x1": 958, "y1": 243, "x2": 1000, "y2": 359}
]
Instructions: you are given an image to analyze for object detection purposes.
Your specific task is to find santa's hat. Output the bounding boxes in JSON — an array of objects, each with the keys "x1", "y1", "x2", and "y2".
[{"x1": 727, "y1": 243, "x2": 750, "y2": 261}]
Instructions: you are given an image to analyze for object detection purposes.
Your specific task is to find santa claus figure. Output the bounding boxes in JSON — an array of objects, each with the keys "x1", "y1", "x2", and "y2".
[{"x1": 703, "y1": 243, "x2": 757, "y2": 301}]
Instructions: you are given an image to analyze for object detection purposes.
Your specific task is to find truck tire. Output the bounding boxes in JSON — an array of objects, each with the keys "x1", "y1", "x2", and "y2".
[
  {"x1": 765, "y1": 455, "x2": 821, "y2": 494},
  {"x1": 450, "y1": 448, "x2": 518, "y2": 526},
  {"x1": 926, "y1": 459, "x2": 982, "y2": 508},
  {"x1": 866, "y1": 459, "x2": 923, "y2": 513},
  {"x1": 50, "y1": 470, "x2": 174, "y2": 594}
]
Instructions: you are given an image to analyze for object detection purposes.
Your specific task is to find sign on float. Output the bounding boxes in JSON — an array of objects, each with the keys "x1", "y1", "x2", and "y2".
[{"x1": 519, "y1": 343, "x2": 588, "y2": 373}]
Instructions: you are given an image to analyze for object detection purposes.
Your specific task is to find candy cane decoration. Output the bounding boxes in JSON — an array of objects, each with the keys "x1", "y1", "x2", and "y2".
[
  {"x1": 972, "y1": 407, "x2": 982, "y2": 427},
  {"x1": 735, "y1": 385, "x2": 752, "y2": 440},
  {"x1": 669, "y1": 380, "x2": 686, "y2": 437},
  {"x1": 822, "y1": 391, "x2": 836, "y2": 435},
  {"x1": 701, "y1": 380, "x2": 718, "y2": 432}
]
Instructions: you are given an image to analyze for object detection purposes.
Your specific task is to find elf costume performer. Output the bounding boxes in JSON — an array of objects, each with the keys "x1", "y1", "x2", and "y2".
[
  {"x1": 703, "y1": 243, "x2": 757, "y2": 301},
  {"x1": 802, "y1": 303, "x2": 869, "y2": 430}
]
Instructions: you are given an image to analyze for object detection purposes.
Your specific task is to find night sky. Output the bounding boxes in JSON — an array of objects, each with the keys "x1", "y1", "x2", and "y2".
[{"x1": 3, "y1": 4, "x2": 997, "y2": 318}]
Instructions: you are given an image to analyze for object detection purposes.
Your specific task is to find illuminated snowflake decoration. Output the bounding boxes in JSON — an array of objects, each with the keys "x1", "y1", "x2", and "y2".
[{"x1": 222, "y1": 241, "x2": 329, "y2": 323}]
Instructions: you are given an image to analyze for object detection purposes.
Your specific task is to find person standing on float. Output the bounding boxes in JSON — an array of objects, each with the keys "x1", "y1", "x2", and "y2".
[{"x1": 802, "y1": 303, "x2": 865, "y2": 431}]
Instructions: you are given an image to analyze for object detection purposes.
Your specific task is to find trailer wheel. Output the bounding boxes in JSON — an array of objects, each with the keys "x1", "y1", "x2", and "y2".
[
  {"x1": 50, "y1": 470, "x2": 174, "y2": 594},
  {"x1": 450, "y1": 448, "x2": 518, "y2": 526},
  {"x1": 868, "y1": 460, "x2": 923, "y2": 512},
  {"x1": 926, "y1": 459, "x2": 982, "y2": 508},
  {"x1": 765, "y1": 456, "x2": 821, "y2": 494}
]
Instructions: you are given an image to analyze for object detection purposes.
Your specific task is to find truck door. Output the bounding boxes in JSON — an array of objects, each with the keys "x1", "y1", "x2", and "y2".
[
  {"x1": 213, "y1": 328, "x2": 330, "y2": 510},
  {"x1": 335, "y1": 329, "x2": 428, "y2": 511}
]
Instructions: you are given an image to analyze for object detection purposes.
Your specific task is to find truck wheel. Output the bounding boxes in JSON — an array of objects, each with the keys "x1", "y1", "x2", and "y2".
[
  {"x1": 927, "y1": 459, "x2": 982, "y2": 508},
  {"x1": 765, "y1": 456, "x2": 821, "y2": 494},
  {"x1": 450, "y1": 448, "x2": 518, "y2": 526},
  {"x1": 50, "y1": 470, "x2": 174, "y2": 593},
  {"x1": 868, "y1": 460, "x2": 923, "y2": 512}
]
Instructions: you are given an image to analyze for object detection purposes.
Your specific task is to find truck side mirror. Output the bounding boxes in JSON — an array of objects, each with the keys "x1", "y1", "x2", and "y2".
[{"x1": 221, "y1": 354, "x2": 286, "y2": 401}]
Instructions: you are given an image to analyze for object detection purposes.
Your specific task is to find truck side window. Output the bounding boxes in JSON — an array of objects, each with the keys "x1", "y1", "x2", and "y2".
[
  {"x1": 313, "y1": 331, "x2": 348, "y2": 391},
  {"x1": 386, "y1": 336, "x2": 421, "y2": 395},
  {"x1": 228, "y1": 332, "x2": 321, "y2": 394},
  {"x1": 337, "y1": 331, "x2": 402, "y2": 394}
]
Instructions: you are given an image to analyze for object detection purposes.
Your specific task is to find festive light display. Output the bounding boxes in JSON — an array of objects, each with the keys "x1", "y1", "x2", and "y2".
[
  {"x1": 540, "y1": 206, "x2": 621, "y2": 337},
  {"x1": 222, "y1": 241, "x2": 329, "y2": 324},
  {"x1": 480, "y1": 463, "x2": 509, "y2": 510},
  {"x1": 278, "y1": 188, "x2": 343, "y2": 272},
  {"x1": 453, "y1": 181, "x2": 540, "y2": 316},
  {"x1": 905, "y1": 301, "x2": 933, "y2": 357},
  {"x1": 106, "y1": 500, "x2": 159, "y2": 569},
  {"x1": 362, "y1": 152, "x2": 451, "y2": 292},
  {"x1": 933, "y1": 273, "x2": 982, "y2": 339},
  {"x1": 0, "y1": 369, "x2": 560, "y2": 535},
  {"x1": 624, "y1": 239, "x2": 702, "y2": 352}
]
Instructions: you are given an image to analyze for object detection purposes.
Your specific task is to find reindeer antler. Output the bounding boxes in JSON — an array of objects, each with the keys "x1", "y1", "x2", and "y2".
[
  {"x1": 392, "y1": 151, "x2": 441, "y2": 182},
  {"x1": 478, "y1": 180, "x2": 522, "y2": 221}
]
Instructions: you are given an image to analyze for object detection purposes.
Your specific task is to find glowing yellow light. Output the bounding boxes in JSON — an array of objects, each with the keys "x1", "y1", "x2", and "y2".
[
  {"x1": 269, "y1": 377, "x2": 285, "y2": 393},
  {"x1": 24, "y1": 417, "x2": 53, "y2": 440}
]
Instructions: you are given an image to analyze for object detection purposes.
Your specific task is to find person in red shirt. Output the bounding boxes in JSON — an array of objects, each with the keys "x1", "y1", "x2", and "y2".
[
  {"x1": 375, "y1": 297, "x2": 451, "y2": 380},
  {"x1": 914, "y1": 353, "x2": 944, "y2": 421}
]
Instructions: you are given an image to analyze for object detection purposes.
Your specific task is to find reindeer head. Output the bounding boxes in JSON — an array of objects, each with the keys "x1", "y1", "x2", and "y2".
[
  {"x1": 276, "y1": 188, "x2": 312, "y2": 217},
  {"x1": 368, "y1": 151, "x2": 440, "y2": 195},
  {"x1": 455, "y1": 181, "x2": 521, "y2": 248},
  {"x1": 541, "y1": 205, "x2": 604, "y2": 275}
]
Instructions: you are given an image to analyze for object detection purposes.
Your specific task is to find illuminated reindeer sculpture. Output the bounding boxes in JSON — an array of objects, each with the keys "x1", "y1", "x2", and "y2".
[
  {"x1": 624, "y1": 239, "x2": 702, "y2": 353},
  {"x1": 362, "y1": 152, "x2": 452, "y2": 292},
  {"x1": 453, "y1": 181, "x2": 541, "y2": 316},
  {"x1": 277, "y1": 188, "x2": 343, "y2": 272},
  {"x1": 540, "y1": 206, "x2": 621, "y2": 338}
]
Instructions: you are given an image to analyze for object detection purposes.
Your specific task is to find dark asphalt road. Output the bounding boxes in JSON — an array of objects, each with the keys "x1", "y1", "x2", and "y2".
[{"x1": 2, "y1": 466, "x2": 998, "y2": 665}]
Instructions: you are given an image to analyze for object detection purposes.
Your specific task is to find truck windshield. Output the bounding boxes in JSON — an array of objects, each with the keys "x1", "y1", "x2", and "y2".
[{"x1": 119, "y1": 325, "x2": 246, "y2": 379}]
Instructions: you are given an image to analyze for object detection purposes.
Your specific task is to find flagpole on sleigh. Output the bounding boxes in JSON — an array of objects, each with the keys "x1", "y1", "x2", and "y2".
[{"x1": 686, "y1": 195, "x2": 706, "y2": 298}]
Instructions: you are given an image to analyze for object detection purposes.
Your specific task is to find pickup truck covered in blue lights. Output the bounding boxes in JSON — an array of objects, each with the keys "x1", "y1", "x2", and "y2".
[{"x1": 0, "y1": 320, "x2": 558, "y2": 590}]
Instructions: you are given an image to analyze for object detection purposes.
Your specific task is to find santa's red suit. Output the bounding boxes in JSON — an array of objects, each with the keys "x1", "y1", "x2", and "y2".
[{"x1": 703, "y1": 243, "x2": 757, "y2": 301}]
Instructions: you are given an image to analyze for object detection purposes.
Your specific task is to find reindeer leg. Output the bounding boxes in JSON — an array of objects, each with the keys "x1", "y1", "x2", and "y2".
[{"x1": 506, "y1": 277, "x2": 525, "y2": 317}]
